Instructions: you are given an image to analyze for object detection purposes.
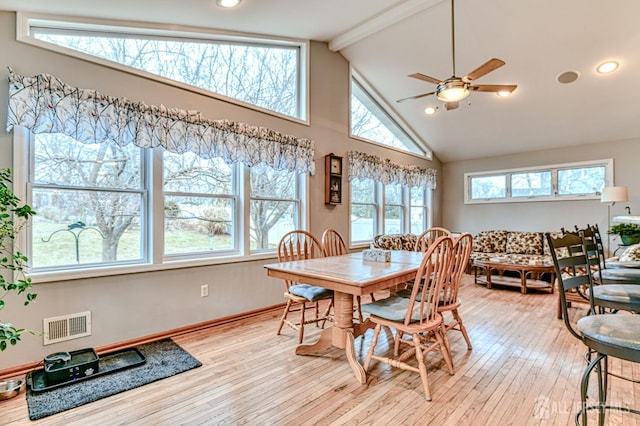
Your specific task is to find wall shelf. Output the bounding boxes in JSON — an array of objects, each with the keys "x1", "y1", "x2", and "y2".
[{"x1": 325, "y1": 154, "x2": 342, "y2": 205}]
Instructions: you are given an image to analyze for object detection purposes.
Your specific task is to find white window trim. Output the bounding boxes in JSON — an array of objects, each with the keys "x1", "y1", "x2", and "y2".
[
  {"x1": 464, "y1": 159, "x2": 614, "y2": 204},
  {"x1": 16, "y1": 12, "x2": 310, "y2": 126},
  {"x1": 12, "y1": 127, "x2": 309, "y2": 284},
  {"x1": 349, "y1": 68, "x2": 432, "y2": 160}
]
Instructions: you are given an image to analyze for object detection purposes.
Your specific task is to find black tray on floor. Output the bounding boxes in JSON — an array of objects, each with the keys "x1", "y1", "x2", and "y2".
[{"x1": 27, "y1": 347, "x2": 146, "y2": 393}]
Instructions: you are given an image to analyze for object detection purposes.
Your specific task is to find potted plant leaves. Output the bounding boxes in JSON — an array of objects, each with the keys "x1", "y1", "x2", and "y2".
[
  {"x1": 608, "y1": 222, "x2": 640, "y2": 246},
  {"x1": 0, "y1": 168, "x2": 37, "y2": 351}
]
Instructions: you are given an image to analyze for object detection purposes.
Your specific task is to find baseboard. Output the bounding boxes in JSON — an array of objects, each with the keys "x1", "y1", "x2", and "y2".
[{"x1": 0, "y1": 303, "x2": 284, "y2": 380}]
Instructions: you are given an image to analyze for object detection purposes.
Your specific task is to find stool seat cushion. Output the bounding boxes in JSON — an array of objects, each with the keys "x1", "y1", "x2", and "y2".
[
  {"x1": 592, "y1": 284, "x2": 640, "y2": 311},
  {"x1": 361, "y1": 296, "x2": 429, "y2": 322},
  {"x1": 599, "y1": 268, "x2": 640, "y2": 283},
  {"x1": 578, "y1": 314, "x2": 640, "y2": 356}
]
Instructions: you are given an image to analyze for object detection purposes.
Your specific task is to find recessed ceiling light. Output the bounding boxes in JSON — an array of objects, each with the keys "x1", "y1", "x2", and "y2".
[
  {"x1": 597, "y1": 61, "x2": 619, "y2": 74},
  {"x1": 217, "y1": 0, "x2": 241, "y2": 8},
  {"x1": 424, "y1": 106, "x2": 438, "y2": 115}
]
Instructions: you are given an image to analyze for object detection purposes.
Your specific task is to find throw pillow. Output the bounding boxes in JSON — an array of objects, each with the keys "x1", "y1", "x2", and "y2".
[
  {"x1": 472, "y1": 231, "x2": 494, "y2": 253},
  {"x1": 620, "y1": 244, "x2": 640, "y2": 261},
  {"x1": 506, "y1": 232, "x2": 543, "y2": 255}
]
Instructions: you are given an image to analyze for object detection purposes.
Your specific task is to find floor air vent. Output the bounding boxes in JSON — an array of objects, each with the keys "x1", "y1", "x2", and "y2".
[{"x1": 43, "y1": 311, "x2": 92, "y2": 345}]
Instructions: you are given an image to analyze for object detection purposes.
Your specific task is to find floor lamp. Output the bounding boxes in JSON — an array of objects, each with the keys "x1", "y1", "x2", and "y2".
[{"x1": 601, "y1": 186, "x2": 629, "y2": 255}]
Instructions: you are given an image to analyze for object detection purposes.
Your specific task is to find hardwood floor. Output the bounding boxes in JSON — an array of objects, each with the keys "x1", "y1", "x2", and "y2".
[{"x1": 3, "y1": 275, "x2": 640, "y2": 425}]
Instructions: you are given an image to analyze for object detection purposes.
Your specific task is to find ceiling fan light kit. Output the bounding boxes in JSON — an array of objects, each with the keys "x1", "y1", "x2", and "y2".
[
  {"x1": 397, "y1": 0, "x2": 517, "y2": 109},
  {"x1": 436, "y1": 79, "x2": 470, "y2": 102},
  {"x1": 216, "y1": 0, "x2": 241, "y2": 8}
]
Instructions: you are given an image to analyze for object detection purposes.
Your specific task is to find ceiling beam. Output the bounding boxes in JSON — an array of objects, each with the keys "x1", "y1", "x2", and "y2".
[{"x1": 328, "y1": 0, "x2": 444, "y2": 52}]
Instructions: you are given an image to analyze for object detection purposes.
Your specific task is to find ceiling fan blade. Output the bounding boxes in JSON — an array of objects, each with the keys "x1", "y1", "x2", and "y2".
[
  {"x1": 464, "y1": 58, "x2": 506, "y2": 82},
  {"x1": 409, "y1": 73, "x2": 443, "y2": 85},
  {"x1": 470, "y1": 84, "x2": 517, "y2": 93},
  {"x1": 396, "y1": 91, "x2": 436, "y2": 103},
  {"x1": 444, "y1": 101, "x2": 459, "y2": 111}
]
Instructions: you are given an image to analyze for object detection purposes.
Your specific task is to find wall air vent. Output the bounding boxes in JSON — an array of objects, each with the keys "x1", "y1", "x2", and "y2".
[{"x1": 43, "y1": 311, "x2": 92, "y2": 345}]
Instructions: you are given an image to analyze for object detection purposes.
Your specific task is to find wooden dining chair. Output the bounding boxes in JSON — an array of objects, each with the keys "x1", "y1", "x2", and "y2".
[
  {"x1": 276, "y1": 230, "x2": 334, "y2": 343},
  {"x1": 438, "y1": 232, "x2": 474, "y2": 355},
  {"x1": 414, "y1": 226, "x2": 452, "y2": 252},
  {"x1": 362, "y1": 236, "x2": 455, "y2": 401},
  {"x1": 321, "y1": 228, "x2": 372, "y2": 323},
  {"x1": 546, "y1": 231, "x2": 640, "y2": 425}
]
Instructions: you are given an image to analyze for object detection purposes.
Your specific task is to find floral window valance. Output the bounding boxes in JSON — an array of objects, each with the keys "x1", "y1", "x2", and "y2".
[
  {"x1": 348, "y1": 151, "x2": 437, "y2": 189},
  {"x1": 5, "y1": 68, "x2": 315, "y2": 174}
]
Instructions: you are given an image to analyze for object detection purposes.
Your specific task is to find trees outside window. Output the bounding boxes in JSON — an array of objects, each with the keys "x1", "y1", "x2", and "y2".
[
  {"x1": 30, "y1": 24, "x2": 303, "y2": 120},
  {"x1": 31, "y1": 134, "x2": 144, "y2": 268},
  {"x1": 27, "y1": 134, "x2": 303, "y2": 272}
]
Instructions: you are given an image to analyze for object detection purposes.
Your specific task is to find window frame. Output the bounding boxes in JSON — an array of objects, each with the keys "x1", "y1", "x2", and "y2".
[
  {"x1": 16, "y1": 12, "x2": 310, "y2": 125},
  {"x1": 13, "y1": 127, "x2": 308, "y2": 283},
  {"x1": 464, "y1": 159, "x2": 614, "y2": 204},
  {"x1": 349, "y1": 69, "x2": 432, "y2": 160}
]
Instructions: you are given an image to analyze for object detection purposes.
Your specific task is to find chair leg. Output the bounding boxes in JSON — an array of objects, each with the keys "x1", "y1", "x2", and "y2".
[
  {"x1": 363, "y1": 323, "x2": 382, "y2": 372},
  {"x1": 314, "y1": 301, "x2": 320, "y2": 328},
  {"x1": 579, "y1": 352, "x2": 606, "y2": 426},
  {"x1": 412, "y1": 333, "x2": 432, "y2": 401},
  {"x1": 320, "y1": 299, "x2": 333, "y2": 328},
  {"x1": 452, "y1": 309, "x2": 473, "y2": 350},
  {"x1": 277, "y1": 300, "x2": 293, "y2": 335},
  {"x1": 298, "y1": 302, "x2": 306, "y2": 344},
  {"x1": 393, "y1": 330, "x2": 404, "y2": 356},
  {"x1": 355, "y1": 296, "x2": 364, "y2": 323},
  {"x1": 434, "y1": 328, "x2": 454, "y2": 375}
]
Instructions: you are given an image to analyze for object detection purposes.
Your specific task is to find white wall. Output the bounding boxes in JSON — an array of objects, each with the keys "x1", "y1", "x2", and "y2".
[
  {"x1": 441, "y1": 139, "x2": 640, "y2": 245},
  {"x1": 0, "y1": 11, "x2": 441, "y2": 369}
]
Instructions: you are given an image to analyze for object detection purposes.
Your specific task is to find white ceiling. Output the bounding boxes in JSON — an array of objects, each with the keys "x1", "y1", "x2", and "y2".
[{"x1": 1, "y1": 0, "x2": 638, "y2": 162}]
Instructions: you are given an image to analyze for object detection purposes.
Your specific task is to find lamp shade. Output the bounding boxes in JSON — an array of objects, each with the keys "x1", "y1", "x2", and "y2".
[{"x1": 601, "y1": 186, "x2": 628, "y2": 203}]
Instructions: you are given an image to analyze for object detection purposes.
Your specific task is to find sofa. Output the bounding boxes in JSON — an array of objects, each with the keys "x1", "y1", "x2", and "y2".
[
  {"x1": 470, "y1": 230, "x2": 559, "y2": 266},
  {"x1": 371, "y1": 233, "x2": 418, "y2": 251}
]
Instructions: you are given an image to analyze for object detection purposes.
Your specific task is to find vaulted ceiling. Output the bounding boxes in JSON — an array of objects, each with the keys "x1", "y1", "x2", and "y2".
[{"x1": 1, "y1": 0, "x2": 638, "y2": 162}]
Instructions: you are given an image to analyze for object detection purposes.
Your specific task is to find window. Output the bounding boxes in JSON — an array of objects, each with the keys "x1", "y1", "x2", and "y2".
[
  {"x1": 410, "y1": 187, "x2": 428, "y2": 235},
  {"x1": 20, "y1": 130, "x2": 305, "y2": 275},
  {"x1": 249, "y1": 164, "x2": 301, "y2": 251},
  {"x1": 350, "y1": 74, "x2": 430, "y2": 158},
  {"x1": 511, "y1": 171, "x2": 552, "y2": 198},
  {"x1": 464, "y1": 159, "x2": 613, "y2": 204},
  {"x1": 384, "y1": 183, "x2": 404, "y2": 234},
  {"x1": 30, "y1": 133, "x2": 145, "y2": 269},
  {"x1": 350, "y1": 180, "x2": 432, "y2": 245},
  {"x1": 163, "y1": 152, "x2": 236, "y2": 257},
  {"x1": 350, "y1": 178, "x2": 377, "y2": 244},
  {"x1": 18, "y1": 13, "x2": 307, "y2": 122}
]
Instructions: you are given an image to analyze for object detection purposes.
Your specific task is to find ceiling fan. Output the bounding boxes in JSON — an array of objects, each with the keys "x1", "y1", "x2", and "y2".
[{"x1": 397, "y1": 0, "x2": 517, "y2": 111}]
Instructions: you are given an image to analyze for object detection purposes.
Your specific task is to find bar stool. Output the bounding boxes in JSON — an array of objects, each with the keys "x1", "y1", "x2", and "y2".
[{"x1": 546, "y1": 231, "x2": 640, "y2": 425}]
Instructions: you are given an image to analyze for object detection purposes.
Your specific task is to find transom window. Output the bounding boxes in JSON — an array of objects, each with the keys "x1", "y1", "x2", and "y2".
[
  {"x1": 464, "y1": 159, "x2": 612, "y2": 204},
  {"x1": 350, "y1": 73, "x2": 430, "y2": 159},
  {"x1": 18, "y1": 13, "x2": 307, "y2": 122}
]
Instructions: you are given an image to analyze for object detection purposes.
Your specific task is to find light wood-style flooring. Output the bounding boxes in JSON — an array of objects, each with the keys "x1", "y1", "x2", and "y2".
[{"x1": 2, "y1": 275, "x2": 640, "y2": 425}]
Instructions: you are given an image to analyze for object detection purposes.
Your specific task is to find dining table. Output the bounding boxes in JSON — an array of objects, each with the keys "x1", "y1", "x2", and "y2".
[{"x1": 264, "y1": 249, "x2": 425, "y2": 384}]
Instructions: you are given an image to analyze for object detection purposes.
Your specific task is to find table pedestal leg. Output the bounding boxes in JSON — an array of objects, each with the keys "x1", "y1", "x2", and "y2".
[{"x1": 295, "y1": 291, "x2": 367, "y2": 383}]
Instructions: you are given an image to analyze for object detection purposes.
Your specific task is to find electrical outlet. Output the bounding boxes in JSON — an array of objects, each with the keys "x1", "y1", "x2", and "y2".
[{"x1": 200, "y1": 284, "x2": 209, "y2": 297}]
